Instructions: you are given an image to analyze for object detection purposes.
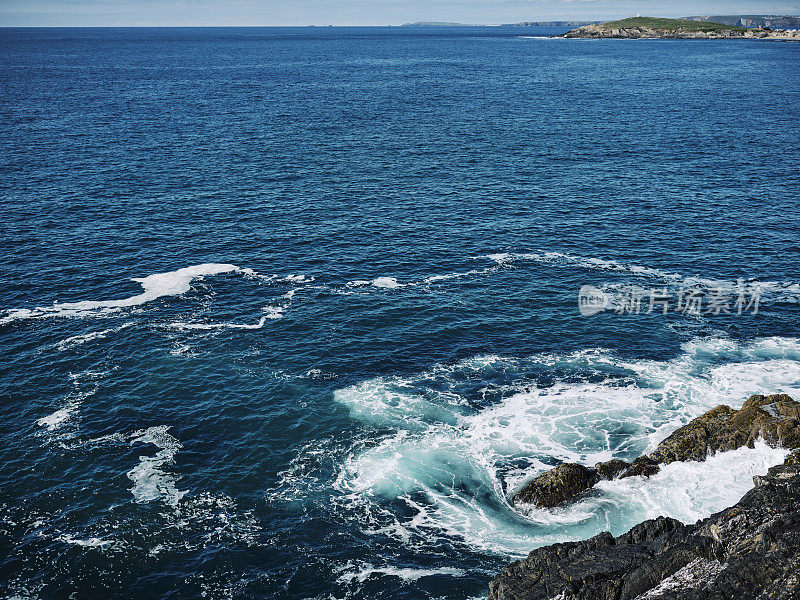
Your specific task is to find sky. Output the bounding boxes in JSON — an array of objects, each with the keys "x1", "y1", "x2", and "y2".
[{"x1": 0, "y1": 0, "x2": 798, "y2": 27}]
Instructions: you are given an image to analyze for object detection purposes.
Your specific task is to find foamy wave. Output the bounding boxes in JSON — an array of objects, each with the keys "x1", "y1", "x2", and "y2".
[
  {"x1": 484, "y1": 251, "x2": 800, "y2": 300},
  {"x1": 1, "y1": 264, "x2": 246, "y2": 324},
  {"x1": 591, "y1": 441, "x2": 788, "y2": 524},
  {"x1": 325, "y1": 335, "x2": 800, "y2": 556}
]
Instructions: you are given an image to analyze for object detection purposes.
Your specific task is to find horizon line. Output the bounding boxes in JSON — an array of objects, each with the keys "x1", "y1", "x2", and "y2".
[{"x1": 2, "y1": 14, "x2": 799, "y2": 29}]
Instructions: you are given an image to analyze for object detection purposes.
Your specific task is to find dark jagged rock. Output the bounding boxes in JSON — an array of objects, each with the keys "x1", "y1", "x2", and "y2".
[
  {"x1": 622, "y1": 455, "x2": 661, "y2": 478},
  {"x1": 513, "y1": 463, "x2": 596, "y2": 508},
  {"x1": 594, "y1": 459, "x2": 629, "y2": 480},
  {"x1": 645, "y1": 405, "x2": 736, "y2": 464},
  {"x1": 491, "y1": 453, "x2": 800, "y2": 600},
  {"x1": 512, "y1": 395, "x2": 800, "y2": 508}
]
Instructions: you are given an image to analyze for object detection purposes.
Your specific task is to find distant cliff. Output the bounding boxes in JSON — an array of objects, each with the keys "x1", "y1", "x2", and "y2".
[{"x1": 684, "y1": 14, "x2": 800, "y2": 29}]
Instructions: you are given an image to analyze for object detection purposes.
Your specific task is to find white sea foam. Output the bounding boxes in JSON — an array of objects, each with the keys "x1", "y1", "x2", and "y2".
[
  {"x1": 341, "y1": 250, "x2": 788, "y2": 302},
  {"x1": 169, "y1": 342, "x2": 198, "y2": 357},
  {"x1": 36, "y1": 369, "x2": 115, "y2": 436},
  {"x1": 37, "y1": 401, "x2": 81, "y2": 431},
  {"x1": 422, "y1": 269, "x2": 486, "y2": 284},
  {"x1": 282, "y1": 274, "x2": 315, "y2": 283},
  {"x1": 345, "y1": 261, "x2": 502, "y2": 292},
  {"x1": 1, "y1": 264, "x2": 248, "y2": 324},
  {"x1": 263, "y1": 305, "x2": 286, "y2": 319},
  {"x1": 326, "y1": 336, "x2": 800, "y2": 557},
  {"x1": 485, "y1": 251, "x2": 684, "y2": 281},
  {"x1": 346, "y1": 276, "x2": 406, "y2": 289},
  {"x1": 127, "y1": 426, "x2": 185, "y2": 506},
  {"x1": 57, "y1": 534, "x2": 114, "y2": 549},
  {"x1": 588, "y1": 442, "x2": 787, "y2": 524},
  {"x1": 167, "y1": 316, "x2": 269, "y2": 330},
  {"x1": 336, "y1": 562, "x2": 465, "y2": 584},
  {"x1": 372, "y1": 277, "x2": 402, "y2": 288},
  {"x1": 54, "y1": 330, "x2": 108, "y2": 351}
]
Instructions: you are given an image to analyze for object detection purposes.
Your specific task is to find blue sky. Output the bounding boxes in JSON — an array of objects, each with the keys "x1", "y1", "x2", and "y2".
[{"x1": 1, "y1": 0, "x2": 798, "y2": 27}]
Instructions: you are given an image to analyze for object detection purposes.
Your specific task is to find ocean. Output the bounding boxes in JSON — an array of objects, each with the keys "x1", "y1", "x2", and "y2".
[{"x1": 1, "y1": 25, "x2": 799, "y2": 600}]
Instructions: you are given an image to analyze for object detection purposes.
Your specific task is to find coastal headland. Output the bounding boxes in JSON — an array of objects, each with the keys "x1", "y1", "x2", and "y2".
[{"x1": 559, "y1": 16, "x2": 800, "y2": 39}]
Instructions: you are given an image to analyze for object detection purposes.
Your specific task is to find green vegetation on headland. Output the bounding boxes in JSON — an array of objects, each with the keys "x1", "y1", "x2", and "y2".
[{"x1": 598, "y1": 16, "x2": 746, "y2": 32}]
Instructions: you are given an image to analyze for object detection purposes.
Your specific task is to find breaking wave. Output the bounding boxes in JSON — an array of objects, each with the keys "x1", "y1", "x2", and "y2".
[{"x1": 320, "y1": 336, "x2": 800, "y2": 557}]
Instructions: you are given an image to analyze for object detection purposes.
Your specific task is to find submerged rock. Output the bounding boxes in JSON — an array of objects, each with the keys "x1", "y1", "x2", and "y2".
[
  {"x1": 492, "y1": 452, "x2": 800, "y2": 600},
  {"x1": 512, "y1": 394, "x2": 800, "y2": 509}
]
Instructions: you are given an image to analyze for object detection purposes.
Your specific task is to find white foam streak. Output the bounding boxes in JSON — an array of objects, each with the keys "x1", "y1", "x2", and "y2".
[
  {"x1": 37, "y1": 401, "x2": 81, "y2": 431},
  {"x1": 346, "y1": 276, "x2": 404, "y2": 289},
  {"x1": 485, "y1": 252, "x2": 684, "y2": 281},
  {"x1": 484, "y1": 251, "x2": 800, "y2": 300},
  {"x1": 57, "y1": 534, "x2": 114, "y2": 549},
  {"x1": 337, "y1": 562, "x2": 465, "y2": 584},
  {"x1": 52, "y1": 322, "x2": 134, "y2": 351},
  {"x1": 1, "y1": 264, "x2": 243, "y2": 324},
  {"x1": 167, "y1": 316, "x2": 268, "y2": 330},
  {"x1": 282, "y1": 274, "x2": 315, "y2": 283},
  {"x1": 36, "y1": 369, "x2": 113, "y2": 435}
]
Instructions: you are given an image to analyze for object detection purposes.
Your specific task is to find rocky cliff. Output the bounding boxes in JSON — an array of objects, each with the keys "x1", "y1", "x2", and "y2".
[
  {"x1": 491, "y1": 450, "x2": 800, "y2": 599},
  {"x1": 684, "y1": 15, "x2": 800, "y2": 30}
]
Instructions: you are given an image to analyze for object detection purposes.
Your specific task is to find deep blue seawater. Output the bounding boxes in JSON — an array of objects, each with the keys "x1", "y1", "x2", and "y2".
[{"x1": 1, "y1": 25, "x2": 800, "y2": 600}]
